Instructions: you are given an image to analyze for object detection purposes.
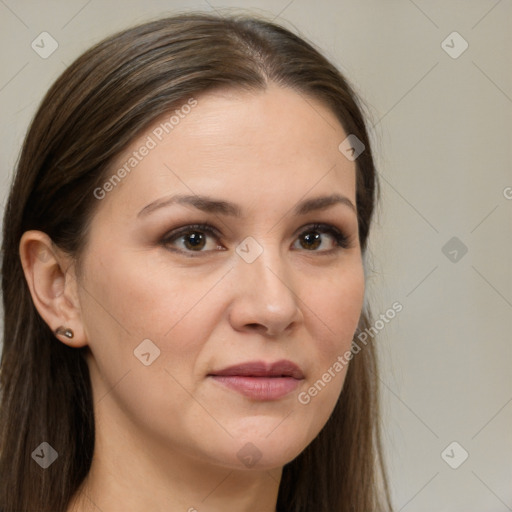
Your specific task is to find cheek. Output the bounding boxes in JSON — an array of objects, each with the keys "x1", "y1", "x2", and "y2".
[
  {"x1": 308, "y1": 262, "x2": 365, "y2": 351},
  {"x1": 79, "y1": 247, "x2": 227, "y2": 376},
  {"x1": 299, "y1": 262, "x2": 364, "y2": 407},
  {"x1": 78, "y1": 250, "x2": 223, "y2": 436}
]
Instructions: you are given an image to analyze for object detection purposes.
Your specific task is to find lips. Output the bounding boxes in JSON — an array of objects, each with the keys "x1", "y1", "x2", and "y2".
[
  {"x1": 208, "y1": 360, "x2": 304, "y2": 401},
  {"x1": 209, "y1": 360, "x2": 304, "y2": 379}
]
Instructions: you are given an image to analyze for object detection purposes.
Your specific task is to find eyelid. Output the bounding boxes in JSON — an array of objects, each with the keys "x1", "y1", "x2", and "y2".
[{"x1": 162, "y1": 223, "x2": 221, "y2": 242}]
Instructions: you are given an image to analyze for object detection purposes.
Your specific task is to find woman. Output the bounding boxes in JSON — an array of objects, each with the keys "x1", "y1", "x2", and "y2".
[{"x1": 0, "y1": 12, "x2": 392, "y2": 512}]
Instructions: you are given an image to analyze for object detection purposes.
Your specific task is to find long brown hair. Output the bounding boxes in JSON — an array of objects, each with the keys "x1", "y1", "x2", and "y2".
[{"x1": 0, "y1": 12, "x2": 392, "y2": 512}]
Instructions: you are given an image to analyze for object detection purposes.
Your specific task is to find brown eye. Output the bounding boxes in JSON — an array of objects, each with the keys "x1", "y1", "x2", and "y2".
[
  {"x1": 162, "y1": 223, "x2": 224, "y2": 255},
  {"x1": 299, "y1": 231, "x2": 322, "y2": 250},
  {"x1": 293, "y1": 224, "x2": 350, "y2": 252},
  {"x1": 182, "y1": 232, "x2": 207, "y2": 251}
]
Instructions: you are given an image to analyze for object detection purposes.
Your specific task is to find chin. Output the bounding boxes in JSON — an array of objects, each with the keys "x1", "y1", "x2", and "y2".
[{"x1": 203, "y1": 426, "x2": 314, "y2": 471}]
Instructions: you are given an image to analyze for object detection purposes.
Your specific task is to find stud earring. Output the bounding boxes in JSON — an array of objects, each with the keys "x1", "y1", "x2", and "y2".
[{"x1": 54, "y1": 326, "x2": 74, "y2": 339}]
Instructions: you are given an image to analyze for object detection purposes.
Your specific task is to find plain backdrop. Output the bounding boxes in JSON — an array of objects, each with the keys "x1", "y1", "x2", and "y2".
[{"x1": 0, "y1": 1, "x2": 511, "y2": 510}]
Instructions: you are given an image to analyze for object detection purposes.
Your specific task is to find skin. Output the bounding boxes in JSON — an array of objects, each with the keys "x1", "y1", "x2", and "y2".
[{"x1": 20, "y1": 83, "x2": 365, "y2": 512}]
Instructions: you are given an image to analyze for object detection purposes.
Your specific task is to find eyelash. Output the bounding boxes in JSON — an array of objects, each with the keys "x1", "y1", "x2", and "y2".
[{"x1": 160, "y1": 222, "x2": 353, "y2": 257}]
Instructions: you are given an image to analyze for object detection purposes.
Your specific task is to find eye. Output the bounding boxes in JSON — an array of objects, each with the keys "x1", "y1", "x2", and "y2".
[
  {"x1": 161, "y1": 222, "x2": 352, "y2": 256},
  {"x1": 292, "y1": 223, "x2": 351, "y2": 252},
  {"x1": 161, "y1": 223, "x2": 224, "y2": 255}
]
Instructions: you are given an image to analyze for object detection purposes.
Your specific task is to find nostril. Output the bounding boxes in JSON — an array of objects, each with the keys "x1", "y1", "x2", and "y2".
[{"x1": 245, "y1": 323, "x2": 273, "y2": 336}]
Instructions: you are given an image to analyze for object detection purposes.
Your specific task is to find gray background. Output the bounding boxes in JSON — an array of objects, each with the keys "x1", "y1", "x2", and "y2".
[{"x1": 1, "y1": 1, "x2": 511, "y2": 510}]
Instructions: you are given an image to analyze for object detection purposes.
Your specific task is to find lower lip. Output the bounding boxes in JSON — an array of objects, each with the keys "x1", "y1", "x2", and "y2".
[{"x1": 210, "y1": 375, "x2": 301, "y2": 400}]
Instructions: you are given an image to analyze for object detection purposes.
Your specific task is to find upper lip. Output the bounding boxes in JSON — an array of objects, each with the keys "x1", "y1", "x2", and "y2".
[{"x1": 209, "y1": 360, "x2": 304, "y2": 379}]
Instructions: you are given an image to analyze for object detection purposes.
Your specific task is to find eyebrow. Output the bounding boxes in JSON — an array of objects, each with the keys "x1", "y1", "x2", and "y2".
[{"x1": 137, "y1": 192, "x2": 357, "y2": 218}]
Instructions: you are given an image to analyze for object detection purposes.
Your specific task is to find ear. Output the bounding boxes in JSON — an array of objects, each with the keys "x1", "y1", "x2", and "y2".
[{"x1": 19, "y1": 230, "x2": 88, "y2": 348}]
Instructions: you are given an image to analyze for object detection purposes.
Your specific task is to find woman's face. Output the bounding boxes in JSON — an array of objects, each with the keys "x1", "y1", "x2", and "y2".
[{"x1": 77, "y1": 83, "x2": 364, "y2": 470}]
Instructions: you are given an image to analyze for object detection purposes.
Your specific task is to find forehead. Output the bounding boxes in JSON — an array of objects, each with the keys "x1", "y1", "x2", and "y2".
[{"x1": 95, "y1": 84, "x2": 356, "y2": 217}]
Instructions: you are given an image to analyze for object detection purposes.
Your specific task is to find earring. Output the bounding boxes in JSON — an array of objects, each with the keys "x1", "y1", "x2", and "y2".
[{"x1": 55, "y1": 326, "x2": 74, "y2": 339}]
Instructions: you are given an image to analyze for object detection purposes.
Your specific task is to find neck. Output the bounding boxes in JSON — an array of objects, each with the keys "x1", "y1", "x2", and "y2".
[{"x1": 66, "y1": 408, "x2": 282, "y2": 512}]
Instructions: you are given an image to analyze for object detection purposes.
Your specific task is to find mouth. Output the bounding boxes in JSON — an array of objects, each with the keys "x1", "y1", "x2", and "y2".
[{"x1": 208, "y1": 360, "x2": 304, "y2": 401}]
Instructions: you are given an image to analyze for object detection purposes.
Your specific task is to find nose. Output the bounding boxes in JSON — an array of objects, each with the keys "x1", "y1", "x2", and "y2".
[{"x1": 227, "y1": 246, "x2": 303, "y2": 337}]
